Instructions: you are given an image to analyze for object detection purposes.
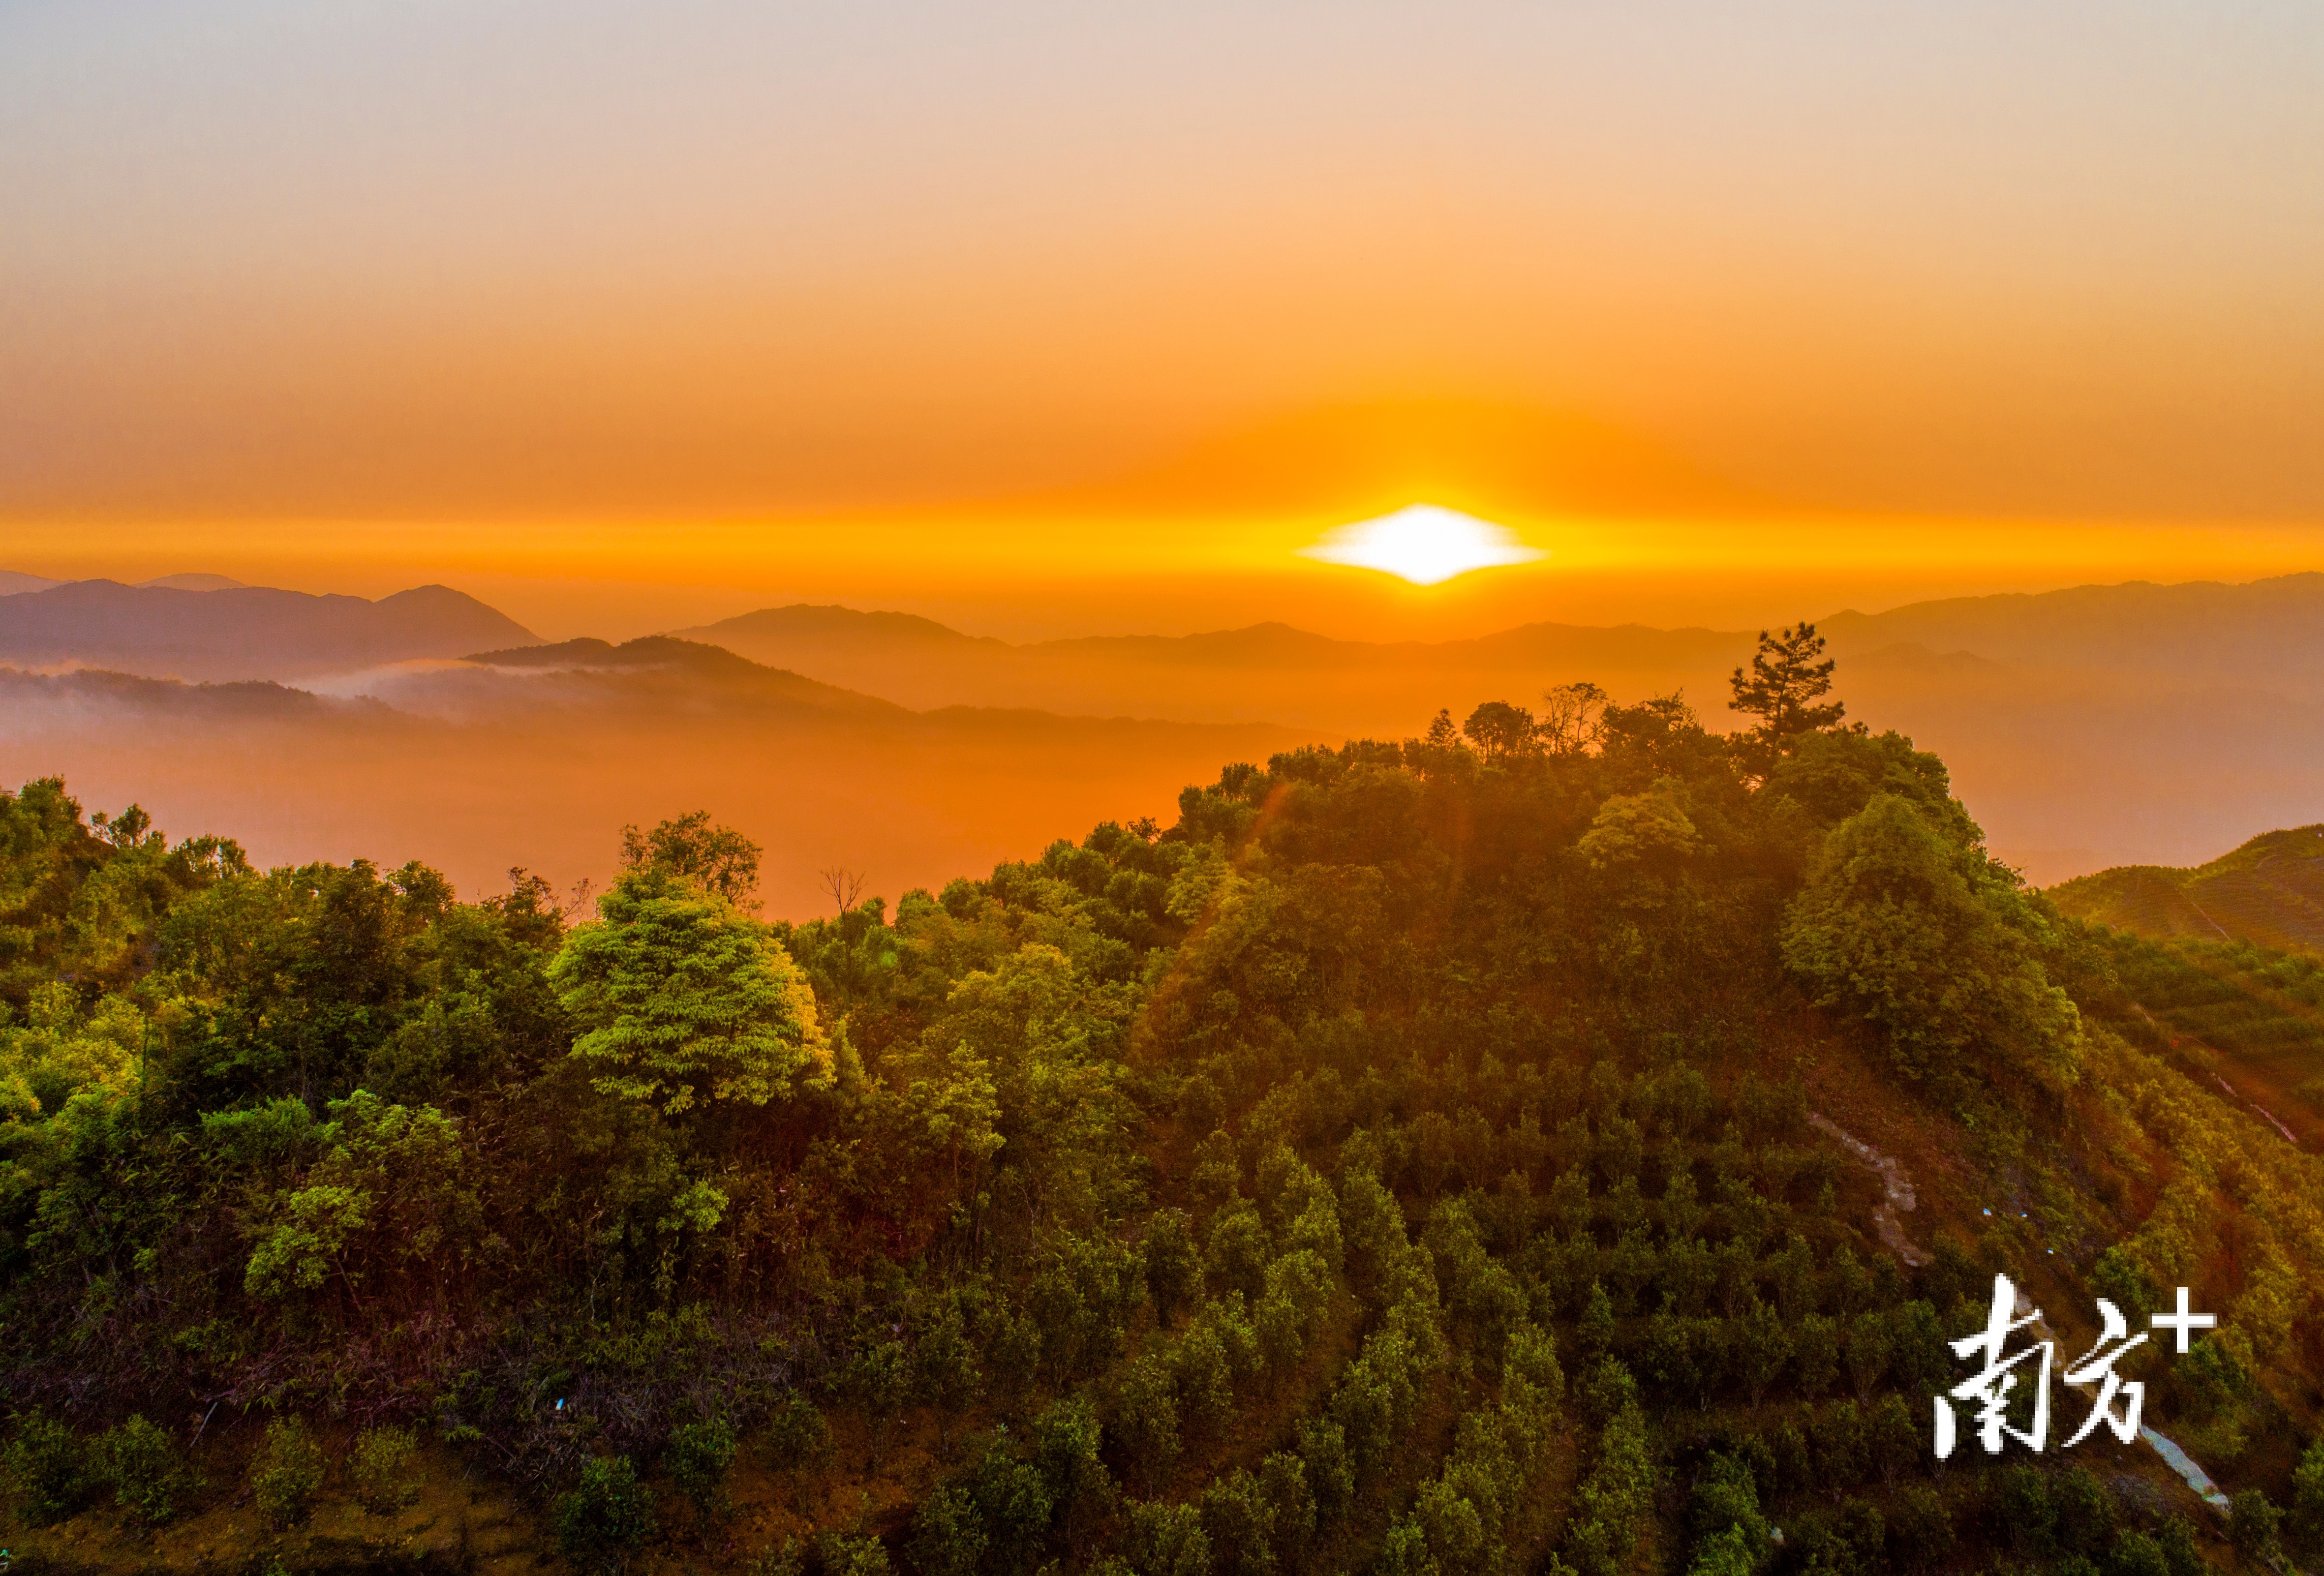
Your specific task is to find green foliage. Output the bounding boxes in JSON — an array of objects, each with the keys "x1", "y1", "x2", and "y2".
[
  {"x1": 1126, "y1": 1497, "x2": 1213, "y2": 1576},
  {"x1": 910, "y1": 1484, "x2": 987, "y2": 1576},
  {"x1": 1564, "y1": 1402, "x2": 1656, "y2": 1576},
  {"x1": 665, "y1": 1415, "x2": 737, "y2": 1525},
  {"x1": 1295, "y1": 1416, "x2": 1353, "y2": 1526},
  {"x1": 5, "y1": 1411, "x2": 91, "y2": 1522},
  {"x1": 553, "y1": 1455, "x2": 659, "y2": 1573},
  {"x1": 1782, "y1": 792, "x2": 2080, "y2": 1085},
  {"x1": 818, "y1": 1530, "x2": 893, "y2": 1576},
  {"x1": 351, "y1": 1424, "x2": 419, "y2": 1513},
  {"x1": 2230, "y1": 1488, "x2": 2281, "y2": 1565},
  {"x1": 2292, "y1": 1435, "x2": 2324, "y2": 1557},
  {"x1": 620, "y1": 811, "x2": 763, "y2": 907},
  {"x1": 4, "y1": 668, "x2": 2314, "y2": 1576},
  {"x1": 253, "y1": 1415, "x2": 326, "y2": 1530},
  {"x1": 550, "y1": 864, "x2": 825, "y2": 1115},
  {"x1": 1144, "y1": 1208, "x2": 1204, "y2": 1328},
  {"x1": 100, "y1": 1413, "x2": 195, "y2": 1525}
]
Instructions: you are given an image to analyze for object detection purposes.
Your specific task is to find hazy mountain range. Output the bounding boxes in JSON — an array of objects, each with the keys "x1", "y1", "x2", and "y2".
[
  {"x1": 0, "y1": 578, "x2": 535, "y2": 679},
  {"x1": 9, "y1": 568, "x2": 2324, "y2": 900}
]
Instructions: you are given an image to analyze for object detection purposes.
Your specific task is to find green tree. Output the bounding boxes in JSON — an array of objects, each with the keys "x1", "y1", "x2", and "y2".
[
  {"x1": 4, "y1": 1412, "x2": 91, "y2": 1522},
  {"x1": 2292, "y1": 1435, "x2": 2324, "y2": 1558},
  {"x1": 1145, "y1": 1209, "x2": 1205, "y2": 1328},
  {"x1": 1737, "y1": 1302, "x2": 1793, "y2": 1408},
  {"x1": 909, "y1": 1485, "x2": 987, "y2": 1576},
  {"x1": 765, "y1": 1393, "x2": 832, "y2": 1509},
  {"x1": 1296, "y1": 1418, "x2": 1354, "y2": 1526},
  {"x1": 913, "y1": 1305, "x2": 983, "y2": 1452},
  {"x1": 1781, "y1": 794, "x2": 2080, "y2": 1087},
  {"x1": 101, "y1": 1415, "x2": 195, "y2": 1525},
  {"x1": 550, "y1": 865, "x2": 826, "y2": 1116},
  {"x1": 1108, "y1": 1354, "x2": 1183, "y2": 1490},
  {"x1": 1462, "y1": 701, "x2": 1538, "y2": 764},
  {"x1": 1201, "y1": 1467, "x2": 1278, "y2": 1576},
  {"x1": 666, "y1": 1416, "x2": 738, "y2": 1527},
  {"x1": 253, "y1": 1416, "x2": 326, "y2": 1529},
  {"x1": 352, "y1": 1425, "x2": 419, "y2": 1514},
  {"x1": 620, "y1": 810, "x2": 763, "y2": 907},
  {"x1": 2230, "y1": 1489, "x2": 2282, "y2": 1567},
  {"x1": 1728, "y1": 621, "x2": 1844, "y2": 765},
  {"x1": 555, "y1": 1456, "x2": 659, "y2": 1574}
]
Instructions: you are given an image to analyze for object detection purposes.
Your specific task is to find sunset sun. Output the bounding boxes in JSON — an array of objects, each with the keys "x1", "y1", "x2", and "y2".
[{"x1": 1298, "y1": 504, "x2": 1548, "y2": 585}]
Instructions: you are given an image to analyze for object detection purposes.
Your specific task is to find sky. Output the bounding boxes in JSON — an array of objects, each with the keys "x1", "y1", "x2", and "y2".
[{"x1": 5, "y1": 0, "x2": 2323, "y2": 639}]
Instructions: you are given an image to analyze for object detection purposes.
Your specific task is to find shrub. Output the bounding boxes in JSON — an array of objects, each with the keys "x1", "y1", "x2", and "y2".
[
  {"x1": 2229, "y1": 1489, "x2": 2281, "y2": 1565},
  {"x1": 554, "y1": 1455, "x2": 658, "y2": 1573},
  {"x1": 818, "y1": 1530, "x2": 892, "y2": 1576},
  {"x1": 745, "y1": 1535, "x2": 805, "y2": 1576},
  {"x1": 2108, "y1": 1529, "x2": 2171, "y2": 1576},
  {"x1": 352, "y1": 1424, "x2": 420, "y2": 1514},
  {"x1": 4, "y1": 1412, "x2": 91, "y2": 1523},
  {"x1": 2292, "y1": 1436, "x2": 2324, "y2": 1559},
  {"x1": 102, "y1": 1414, "x2": 196, "y2": 1525},
  {"x1": 253, "y1": 1416, "x2": 326, "y2": 1530},
  {"x1": 764, "y1": 1393, "x2": 831, "y2": 1510},
  {"x1": 1890, "y1": 1485, "x2": 1955, "y2": 1571},
  {"x1": 665, "y1": 1416, "x2": 737, "y2": 1525},
  {"x1": 909, "y1": 1485, "x2": 987, "y2": 1576}
]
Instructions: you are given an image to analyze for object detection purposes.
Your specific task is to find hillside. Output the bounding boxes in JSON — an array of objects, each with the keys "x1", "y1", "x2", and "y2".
[
  {"x1": 2050, "y1": 827, "x2": 2324, "y2": 953},
  {"x1": 4, "y1": 690, "x2": 2320, "y2": 1574},
  {"x1": 0, "y1": 579, "x2": 538, "y2": 680}
]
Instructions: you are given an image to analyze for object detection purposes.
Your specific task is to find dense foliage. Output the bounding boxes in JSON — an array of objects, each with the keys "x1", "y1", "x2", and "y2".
[{"x1": 4, "y1": 641, "x2": 2321, "y2": 1572}]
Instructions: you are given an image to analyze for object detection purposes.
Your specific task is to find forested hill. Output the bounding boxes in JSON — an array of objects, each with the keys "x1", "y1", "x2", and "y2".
[
  {"x1": 2050, "y1": 827, "x2": 2324, "y2": 954},
  {"x1": 4, "y1": 650, "x2": 2323, "y2": 1574}
]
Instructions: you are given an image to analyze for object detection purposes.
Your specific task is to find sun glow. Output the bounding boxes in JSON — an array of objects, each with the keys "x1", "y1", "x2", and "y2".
[{"x1": 1299, "y1": 504, "x2": 1548, "y2": 585}]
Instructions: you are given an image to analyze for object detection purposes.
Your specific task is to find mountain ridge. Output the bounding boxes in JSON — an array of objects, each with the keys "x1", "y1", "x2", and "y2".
[{"x1": 0, "y1": 579, "x2": 538, "y2": 681}]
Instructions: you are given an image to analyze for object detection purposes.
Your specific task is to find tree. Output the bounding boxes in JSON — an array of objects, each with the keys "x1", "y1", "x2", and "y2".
[
  {"x1": 550, "y1": 865, "x2": 826, "y2": 1116},
  {"x1": 1781, "y1": 794, "x2": 2081, "y2": 1087},
  {"x1": 553, "y1": 1458, "x2": 658, "y2": 1575},
  {"x1": 1737, "y1": 1303, "x2": 1793, "y2": 1408},
  {"x1": 819, "y1": 866, "x2": 868, "y2": 916},
  {"x1": 2292, "y1": 1435, "x2": 2324, "y2": 1559},
  {"x1": 1462, "y1": 701, "x2": 1538, "y2": 764},
  {"x1": 621, "y1": 810, "x2": 762, "y2": 907},
  {"x1": 665, "y1": 1416, "x2": 737, "y2": 1526},
  {"x1": 1107, "y1": 1354, "x2": 1182, "y2": 1490},
  {"x1": 1145, "y1": 1209, "x2": 1205, "y2": 1328},
  {"x1": 2231, "y1": 1490, "x2": 2282, "y2": 1567},
  {"x1": 1539, "y1": 681, "x2": 1609, "y2": 757},
  {"x1": 910, "y1": 1486, "x2": 987, "y2": 1576},
  {"x1": 1729, "y1": 622, "x2": 1844, "y2": 762},
  {"x1": 913, "y1": 1305, "x2": 984, "y2": 1451}
]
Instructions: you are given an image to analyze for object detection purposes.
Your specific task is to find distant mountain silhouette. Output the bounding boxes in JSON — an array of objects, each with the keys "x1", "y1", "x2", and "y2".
[
  {"x1": 0, "y1": 579, "x2": 537, "y2": 680},
  {"x1": 673, "y1": 604, "x2": 1005, "y2": 653},
  {"x1": 139, "y1": 572, "x2": 248, "y2": 591},
  {"x1": 2049, "y1": 826, "x2": 2324, "y2": 952},
  {"x1": 664, "y1": 574, "x2": 2324, "y2": 884},
  {"x1": 0, "y1": 665, "x2": 385, "y2": 722},
  {"x1": 437, "y1": 636, "x2": 907, "y2": 720},
  {"x1": 0, "y1": 571, "x2": 63, "y2": 597},
  {"x1": 1822, "y1": 573, "x2": 2324, "y2": 691}
]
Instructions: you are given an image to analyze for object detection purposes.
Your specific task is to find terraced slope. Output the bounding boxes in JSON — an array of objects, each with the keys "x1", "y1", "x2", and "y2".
[{"x1": 2052, "y1": 825, "x2": 2324, "y2": 952}]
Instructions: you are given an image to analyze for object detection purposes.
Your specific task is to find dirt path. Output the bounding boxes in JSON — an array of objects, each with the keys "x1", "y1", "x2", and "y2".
[{"x1": 1806, "y1": 1112, "x2": 1930, "y2": 1267}]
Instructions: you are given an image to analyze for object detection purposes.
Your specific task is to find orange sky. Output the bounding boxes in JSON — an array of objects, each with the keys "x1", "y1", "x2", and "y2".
[{"x1": 4, "y1": 1, "x2": 2322, "y2": 637}]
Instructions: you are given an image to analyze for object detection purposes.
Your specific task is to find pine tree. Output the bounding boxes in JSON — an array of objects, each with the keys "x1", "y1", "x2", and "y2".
[{"x1": 1728, "y1": 622, "x2": 1844, "y2": 768}]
